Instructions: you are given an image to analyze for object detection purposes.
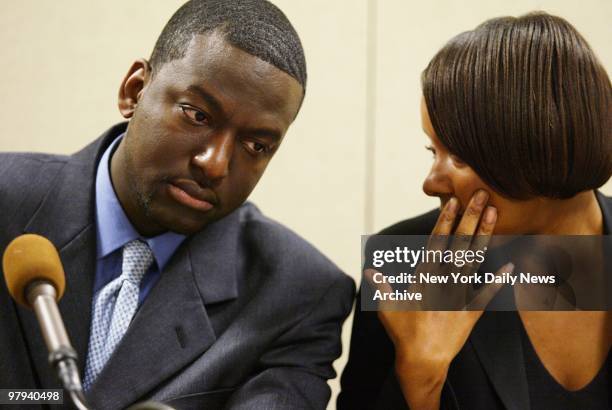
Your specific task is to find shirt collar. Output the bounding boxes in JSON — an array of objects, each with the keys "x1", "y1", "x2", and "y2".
[{"x1": 95, "y1": 134, "x2": 186, "y2": 270}]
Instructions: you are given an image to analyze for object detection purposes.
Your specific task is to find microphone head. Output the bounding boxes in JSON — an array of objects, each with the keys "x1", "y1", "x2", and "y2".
[{"x1": 2, "y1": 234, "x2": 65, "y2": 307}]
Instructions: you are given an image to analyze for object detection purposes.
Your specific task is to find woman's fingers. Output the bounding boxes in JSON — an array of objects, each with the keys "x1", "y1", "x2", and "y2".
[
  {"x1": 428, "y1": 197, "x2": 459, "y2": 251},
  {"x1": 466, "y1": 262, "x2": 514, "y2": 310},
  {"x1": 431, "y1": 197, "x2": 460, "y2": 235},
  {"x1": 449, "y1": 190, "x2": 491, "y2": 258},
  {"x1": 453, "y1": 190, "x2": 489, "y2": 236},
  {"x1": 461, "y1": 206, "x2": 497, "y2": 273},
  {"x1": 475, "y1": 206, "x2": 497, "y2": 236}
]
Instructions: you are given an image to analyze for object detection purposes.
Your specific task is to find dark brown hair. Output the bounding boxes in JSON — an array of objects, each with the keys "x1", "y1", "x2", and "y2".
[
  {"x1": 150, "y1": 0, "x2": 306, "y2": 88},
  {"x1": 422, "y1": 12, "x2": 611, "y2": 199}
]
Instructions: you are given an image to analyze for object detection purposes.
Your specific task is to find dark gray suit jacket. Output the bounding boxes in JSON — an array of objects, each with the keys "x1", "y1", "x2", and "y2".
[{"x1": 0, "y1": 123, "x2": 355, "y2": 410}]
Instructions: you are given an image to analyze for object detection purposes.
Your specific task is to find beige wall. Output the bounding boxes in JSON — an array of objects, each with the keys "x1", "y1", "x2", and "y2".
[{"x1": 0, "y1": 1, "x2": 610, "y2": 409}]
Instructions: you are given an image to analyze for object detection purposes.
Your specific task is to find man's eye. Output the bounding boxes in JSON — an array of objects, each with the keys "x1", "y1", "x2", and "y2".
[
  {"x1": 246, "y1": 141, "x2": 269, "y2": 154},
  {"x1": 180, "y1": 106, "x2": 209, "y2": 124}
]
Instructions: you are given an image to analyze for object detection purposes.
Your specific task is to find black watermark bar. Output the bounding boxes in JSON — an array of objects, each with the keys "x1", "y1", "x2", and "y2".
[
  {"x1": 361, "y1": 235, "x2": 612, "y2": 311},
  {"x1": 0, "y1": 389, "x2": 63, "y2": 404}
]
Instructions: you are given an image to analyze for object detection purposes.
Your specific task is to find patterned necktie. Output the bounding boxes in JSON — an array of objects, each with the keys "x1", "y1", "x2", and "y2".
[{"x1": 83, "y1": 240, "x2": 154, "y2": 391}]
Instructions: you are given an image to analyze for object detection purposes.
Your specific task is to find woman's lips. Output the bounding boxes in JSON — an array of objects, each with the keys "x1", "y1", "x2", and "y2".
[{"x1": 167, "y1": 181, "x2": 215, "y2": 212}]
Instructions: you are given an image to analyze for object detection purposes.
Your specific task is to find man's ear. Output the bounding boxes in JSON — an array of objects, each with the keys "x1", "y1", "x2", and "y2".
[{"x1": 118, "y1": 59, "x2": 152, "y2": 118}]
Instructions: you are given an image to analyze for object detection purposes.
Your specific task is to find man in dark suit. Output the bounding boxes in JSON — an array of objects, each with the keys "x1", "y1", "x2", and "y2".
[{"x1": 0, "y1": 1, "x2": 354, "y2": 409}]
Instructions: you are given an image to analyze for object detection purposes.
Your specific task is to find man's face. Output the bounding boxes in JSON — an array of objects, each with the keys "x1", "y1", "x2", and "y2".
[{"x1": 112, "y1": 32, "x2": 304, "y2": 236}]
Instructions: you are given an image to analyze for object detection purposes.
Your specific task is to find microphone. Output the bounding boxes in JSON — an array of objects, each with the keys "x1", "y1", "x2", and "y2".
[
  {"x1": 3, "y1": 234, "x2": 90, "y2": 410},
  {"x1": 3, "y1": 234, "x2": 176, "y2": 410}
]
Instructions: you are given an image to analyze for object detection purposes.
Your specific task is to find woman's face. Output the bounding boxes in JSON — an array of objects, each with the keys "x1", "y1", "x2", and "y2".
[{"x1": 420, "y1": 98, "x2": 536, "y2": 234}]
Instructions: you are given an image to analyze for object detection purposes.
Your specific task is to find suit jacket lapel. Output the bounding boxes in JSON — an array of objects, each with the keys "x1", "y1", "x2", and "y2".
[
  {"x1": 87, "y1": 207, "x2": 241, "y2": 409},
  {"x1": 19, "y1": 124, "x2": 126, "y2": 387}
]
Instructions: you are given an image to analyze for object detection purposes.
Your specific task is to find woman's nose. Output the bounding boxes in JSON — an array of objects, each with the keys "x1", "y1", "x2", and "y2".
[{"x1": 422, "y1": 166, "x2": 453, "y2": 198}]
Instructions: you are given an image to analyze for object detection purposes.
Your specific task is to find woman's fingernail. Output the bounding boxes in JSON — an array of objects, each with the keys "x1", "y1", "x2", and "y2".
[
  {"x1": 475, "y1": 190, "x2": 488, "y2": 205},
  {"x1": 448, "y1": 197, "x2": 458, "y2": 212},
  {"x1": 484, "y1": 206, "x2": 497, "y2": 224}
]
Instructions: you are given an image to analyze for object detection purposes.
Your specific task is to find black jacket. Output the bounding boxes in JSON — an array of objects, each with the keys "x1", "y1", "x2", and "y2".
[{"x1": 338, "y1": 192, "x2": 612, "y2": 410}]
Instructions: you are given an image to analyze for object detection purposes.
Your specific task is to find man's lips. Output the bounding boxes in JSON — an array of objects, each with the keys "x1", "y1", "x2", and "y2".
[{"x1": 167, "y1": 179, "x2": 217, "y2": 212}]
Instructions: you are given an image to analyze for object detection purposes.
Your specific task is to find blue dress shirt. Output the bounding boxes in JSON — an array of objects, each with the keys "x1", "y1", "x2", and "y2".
[{"x1": 94, "y1": 134, "x2": 186, "y2": 305}]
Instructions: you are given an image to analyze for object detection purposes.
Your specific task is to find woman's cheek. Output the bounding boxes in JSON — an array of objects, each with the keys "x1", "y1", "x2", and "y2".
[{"x1": 452, "y1": 175, "x2": 488, "y2": 212}]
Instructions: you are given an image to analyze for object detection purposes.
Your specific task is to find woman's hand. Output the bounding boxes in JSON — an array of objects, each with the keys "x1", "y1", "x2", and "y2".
[{"x1": 365, "y1": 190, "x2": 513, "y2": 410}]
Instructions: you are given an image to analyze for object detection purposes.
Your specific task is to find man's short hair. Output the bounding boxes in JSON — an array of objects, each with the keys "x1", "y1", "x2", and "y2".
[
  {"x1": 422, "y1": 12, "x2": 612, "y2": 199},
  {"x1": 150, "y1": 0, "x2": 307, "y2": 90}
]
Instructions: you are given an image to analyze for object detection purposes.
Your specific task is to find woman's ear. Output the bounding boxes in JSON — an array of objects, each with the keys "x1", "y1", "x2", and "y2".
[{"x1": 118, "y1": 59, "x2": 152, "y2": 118}]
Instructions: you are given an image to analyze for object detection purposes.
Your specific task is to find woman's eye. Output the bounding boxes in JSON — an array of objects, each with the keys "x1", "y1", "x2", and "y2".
[
  {"x1": 450, "y1": 154, "x2": 466, "y2": 166},
  {"x1": 425, "y1": 145, "x2": 436, "y2": 157},
  {"x1": 180, "y1": 106, "x2": 209, "y2": 124}
]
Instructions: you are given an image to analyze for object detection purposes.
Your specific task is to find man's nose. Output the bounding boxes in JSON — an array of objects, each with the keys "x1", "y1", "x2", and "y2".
[
  {"x1": 192, "y1": 131, "x2": 234, "y2": 184},
  {"x1": 422, "y1": 166, "x2": 452, "y2": 198}
]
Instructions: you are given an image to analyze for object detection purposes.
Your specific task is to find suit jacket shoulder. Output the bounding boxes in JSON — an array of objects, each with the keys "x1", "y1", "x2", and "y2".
[
  {"x1": 238, "y1": 202, "x2": 353, "y2": 289},
  {"x1": 0, "y1": 153, "x2": 68, "y2": 233}
]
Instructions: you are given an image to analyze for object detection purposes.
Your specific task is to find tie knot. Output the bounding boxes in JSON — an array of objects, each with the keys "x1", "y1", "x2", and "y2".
[{"x1": 121, "y1": 240, "x2": 154, "y2": 284}]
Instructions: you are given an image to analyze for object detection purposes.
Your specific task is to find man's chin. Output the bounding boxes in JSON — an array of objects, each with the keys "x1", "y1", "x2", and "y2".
[
  {"x1": 160, "y1": 215, "x2": 213, "y2": 236},
  {"x1": 138, "y1": 204, "x2": 206, "y2": 236}
]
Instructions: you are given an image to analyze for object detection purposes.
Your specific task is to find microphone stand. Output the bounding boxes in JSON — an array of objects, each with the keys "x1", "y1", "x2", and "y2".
[
  {"x1": 27, "y1": 280, "x2": 90, "y2": 410},
  {"x1": 27, "y1": 281, "x2": 175, "y2": 410},
  {"x1": 4, "y1": 234, "x2": 174, "y2": 410}
]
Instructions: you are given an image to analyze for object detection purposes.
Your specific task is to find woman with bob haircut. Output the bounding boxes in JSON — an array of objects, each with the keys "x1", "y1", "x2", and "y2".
[{"x1": 338, "y1": 12, "x2": 611, "y2": 410}]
